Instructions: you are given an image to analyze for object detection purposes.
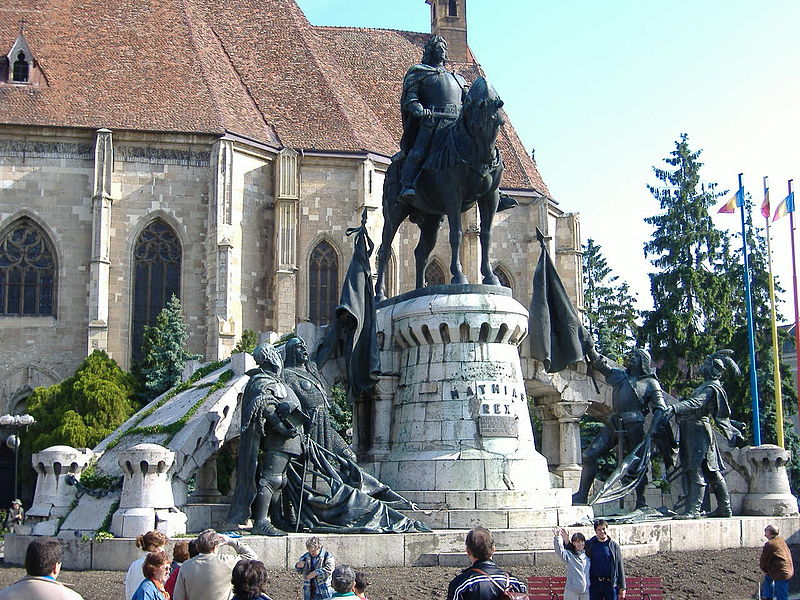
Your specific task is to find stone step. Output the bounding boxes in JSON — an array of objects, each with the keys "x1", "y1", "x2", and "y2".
[
  {"x1": 403, "y1": 505, "x2": 592, "y2": 530},
  {"x1": 424, "y1": 540, "x2": 661, "y2": 567},
  {"x1": 396, "y1": 488, "x2": 573, "y2": 510}
]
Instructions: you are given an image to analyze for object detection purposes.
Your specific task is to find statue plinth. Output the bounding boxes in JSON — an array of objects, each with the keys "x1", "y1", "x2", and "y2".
[{"x1": 367, "y1": 286, "x2": 556, "y2": 496}]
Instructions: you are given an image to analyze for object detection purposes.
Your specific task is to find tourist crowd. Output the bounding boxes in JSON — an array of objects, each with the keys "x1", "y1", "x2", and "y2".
[{"x1": 0, "y1": 521, "x2": 793, "y2": 600}]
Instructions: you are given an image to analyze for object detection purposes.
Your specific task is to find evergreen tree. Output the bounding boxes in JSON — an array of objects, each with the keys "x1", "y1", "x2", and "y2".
[
  {"x1": 583, "y1": 238, "x2": 639, "y2": 362},
  {"x1": 638, "y1": 134, "x2": 735, "y2": 395},
  {"x1": 233, "y1": 329, "x2": 258, "y2": 354},
  {"x1": 25, "y1": 350, "x2": 137, "y2": 451},
  {"x1": 139, "y1": 294, "x2": 201, "y2": 397}
]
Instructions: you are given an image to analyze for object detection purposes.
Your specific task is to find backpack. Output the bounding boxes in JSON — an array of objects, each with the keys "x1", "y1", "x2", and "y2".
[{"x1": 469, "y1": 568, "x2": 528, "y2": 600}]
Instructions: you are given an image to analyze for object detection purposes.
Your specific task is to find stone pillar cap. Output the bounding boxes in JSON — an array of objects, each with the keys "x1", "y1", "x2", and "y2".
[{"x1": 33, "y1": 446, "x2": 93, "y2": 460}]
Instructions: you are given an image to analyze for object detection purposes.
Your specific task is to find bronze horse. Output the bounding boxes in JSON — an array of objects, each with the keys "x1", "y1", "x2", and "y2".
[{"x1": 375, "y1": 77, "x2": 507, "y2": 302}]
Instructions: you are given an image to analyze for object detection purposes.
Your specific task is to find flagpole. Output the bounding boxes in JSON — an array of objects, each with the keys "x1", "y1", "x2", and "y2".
[
  {"x1": 739, "y1": 173, "x2": 761, "y2": 445},
  {"x1": 788, "y1": 179, "x2": 800, "y2": 426},
  {"x1": 764, "y1": 177, "x2": 784, "y2": 447}
]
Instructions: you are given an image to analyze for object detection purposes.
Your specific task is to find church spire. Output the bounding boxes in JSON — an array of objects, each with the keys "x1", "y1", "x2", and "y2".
[{"x1": 425, "y1": 0, "x2": 467, "y2": 62}]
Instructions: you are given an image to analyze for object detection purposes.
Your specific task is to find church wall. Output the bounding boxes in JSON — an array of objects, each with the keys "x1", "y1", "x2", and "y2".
[
  {"x1": 295, "y1": 156, "x2": 364, "y2": 323},
  {"x1": 0, "y1": 128, "x2": 96, "y2": 402},
  {"x1": 234, "y1": 148, "x2": 274, "y2": 337},
  {"x1": 106, "y1": 133, "x2": 215, "y2": 370}
]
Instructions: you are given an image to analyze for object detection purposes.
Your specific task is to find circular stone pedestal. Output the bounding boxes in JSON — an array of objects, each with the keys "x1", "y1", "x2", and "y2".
[{"x1": 372, "y1": 286, "x2": 554, "y2": 495}]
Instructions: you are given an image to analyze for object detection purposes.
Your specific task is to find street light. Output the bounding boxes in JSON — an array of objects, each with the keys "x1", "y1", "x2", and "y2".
[{"x1": 0, "y1": 414, "x2": 36, "y2": 504}]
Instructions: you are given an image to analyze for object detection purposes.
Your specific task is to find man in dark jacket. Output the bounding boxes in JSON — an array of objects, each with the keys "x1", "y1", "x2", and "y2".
[
  {"x1": 585, "y1": 520, "x2": 626, "y2": 600},
  {"x1": 760, "y1": 524, "x2": 794, "y2": 600},
  {"x1": 446, "y1": 527, "x2": 527, "y2": 600}
]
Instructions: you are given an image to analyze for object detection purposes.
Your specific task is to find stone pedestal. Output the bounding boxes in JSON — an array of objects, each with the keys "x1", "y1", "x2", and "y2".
[
  {"x1": 370, "y1": 286, "x2": 556, "y2": 496},
  {"x1": 189, "y1": 454, "x2": 222, "y2": 503},
  {"x1": 111, "y1": 443, "x2": 187, "y2": 537},
  {"x1": 740, "y1": 445, "x2": 798, "y2": 516},
  {"x1": 551, "y1": 401, "x2": 590, "y2": 492},
  {"x1": 28, "y1": 445, "x2": 94, "y2": 535}
]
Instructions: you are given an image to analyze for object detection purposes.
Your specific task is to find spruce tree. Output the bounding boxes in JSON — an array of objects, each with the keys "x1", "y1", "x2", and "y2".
[
  {"x1": 139, "y1": 294, "x2": 201, "y2": 397},
  {"x1": 583, "y1": 238, "x2": 639, "y2": 362},
  {"x1": 233, "y1": 329, "x2": 258, "y2": 354},
  {"x1": 638, "y1": 134, "x2": 735, "y2": 395}
]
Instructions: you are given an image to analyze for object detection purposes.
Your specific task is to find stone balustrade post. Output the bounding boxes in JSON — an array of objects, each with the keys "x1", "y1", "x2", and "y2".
[
  {"x1": 28, "y1": 446, "x2": 93, "y2": 527},
  {"x1": 741, "y1": 444, "x2": 798, "y2": 516},
  {"x1": 111, "y1": 443, "x2": 187, "y2": 537},
  {"x1": 532, "y1": 403, "x2": 559, "y2": 469},
  {"x1": 550, "y1": 400, "x2": 590, "y2": 492}
]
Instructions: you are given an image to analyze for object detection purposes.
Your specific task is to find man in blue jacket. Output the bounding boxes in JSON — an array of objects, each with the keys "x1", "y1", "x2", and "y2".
[{"x1": 585, "y1": 520, "x2": 626, "y2": 600}]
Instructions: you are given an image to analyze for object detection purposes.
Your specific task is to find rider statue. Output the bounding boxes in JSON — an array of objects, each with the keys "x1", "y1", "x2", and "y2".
[
  {"x1": 573, "y1": 346, "x2": 668, "y2": 509},
  {"x1": 665, "y1": 350, "x2": 744, "y2": 519},
  {"x1": 398, "y1": 35, "x2": 468, "y2": 204},
  {"x1": 226, "y1": 343, "x2": 306, "y2": 536},
  {"x1": 282, "y1": 337, "x2": 357, "y2": 462}
]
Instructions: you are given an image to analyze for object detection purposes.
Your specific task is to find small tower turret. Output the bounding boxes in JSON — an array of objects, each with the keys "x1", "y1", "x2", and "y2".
[{"x1": 425, "y1": 0, "x2": 468, "y2": 62}]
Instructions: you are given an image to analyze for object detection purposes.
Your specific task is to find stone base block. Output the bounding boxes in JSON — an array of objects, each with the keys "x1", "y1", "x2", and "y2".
[
  {"x1": 396, "y1": 487, "x2": 573, "y2": 510},
  {"x1": 372, "y1": 454, "x2": 552, "y2": 492},
  {"x1": 742, "y1": 493, "x2": 799, "y2": 517},
  {"x1": 31, "y1": 519, "x2": 59, "y2": 536},
  {"x1": 111, "y1": 506, "x2": 187, "y2": 538},
  {"x1": 403, "y1": 503, "x2": 592, "y2": 530}
]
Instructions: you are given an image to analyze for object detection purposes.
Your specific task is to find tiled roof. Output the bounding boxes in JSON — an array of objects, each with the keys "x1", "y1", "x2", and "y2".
[{"x1": 0, "y1": 0, "x2": 549, "y2": 196}]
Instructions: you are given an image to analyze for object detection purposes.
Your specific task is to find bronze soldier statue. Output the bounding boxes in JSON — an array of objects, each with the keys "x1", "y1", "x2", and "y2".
[
  {"x1": 398, "y1": 35, "x2": 468, "y2": 203},
  {"x1": 226, "y1": 343, "x2": 306, "y2": 536},
  {"x1": 665, "y1": 350, "x2": 744, "y2": 519},
  {"x1": 282, "y1": 337, "x2": 357, "y2": 462},
  {"x1": 573, "y1": 346, "x2": 668, "y2": 509}
]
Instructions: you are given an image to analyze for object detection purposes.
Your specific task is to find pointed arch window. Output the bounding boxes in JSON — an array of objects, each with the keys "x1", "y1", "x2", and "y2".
[
  {"x1": 0, "y1": 219, "x2": 56, "y2": 316},
  {"x1": 12, "y1": 51, "x2": 28, "y2": 83},
  {"x1": 425, "y1": 260, "x2": 446, "y2": 287},
  {"x1": 448, "y1": 0, "x2": 458, "y2": 17},
  {"x1": 494, "y1": 266, "x2": 512, "y2": 291},
  {"x1": 132, "y1": 219, "x2": 181, "y2": 361},
  {"x1": 309, "y1": 240, "x2": 338, "y2": 326}
]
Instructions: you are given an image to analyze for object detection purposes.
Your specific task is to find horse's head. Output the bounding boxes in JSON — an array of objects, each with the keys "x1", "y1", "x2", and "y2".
[{"x1": 463, "y1": 77, "x2": 505, "y2": 142}]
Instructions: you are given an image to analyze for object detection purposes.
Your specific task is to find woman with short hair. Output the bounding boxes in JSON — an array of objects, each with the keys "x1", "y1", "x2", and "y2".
[
  {"x1": 231, "y1": 559, "x2": 273, "y2": 600},
  {"x1": 131, "y1": 551, "x2": 171, "y2": 600}
]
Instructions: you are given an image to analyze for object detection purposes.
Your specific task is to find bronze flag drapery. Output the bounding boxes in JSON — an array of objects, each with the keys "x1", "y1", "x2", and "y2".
[
  {"x1": 315, "y1": 209, "x2": 381, "y2": 394},
  {"x1": 529, "y1": 228, "x2": 592, "y2": 372}
]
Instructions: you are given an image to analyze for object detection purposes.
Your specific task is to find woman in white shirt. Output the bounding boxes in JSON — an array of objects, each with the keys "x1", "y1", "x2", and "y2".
[
  {"x1": 553, "y1": 527, "x2": 591, "y2": 600},
  {"x1": 125, "y1": 530, "x2": 169, "y2": 600}
]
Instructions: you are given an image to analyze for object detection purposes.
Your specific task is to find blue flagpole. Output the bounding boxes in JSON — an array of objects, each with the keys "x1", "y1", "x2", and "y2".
[{"x1": 738, "y1": 173, "x2": 761, "y2": 445}]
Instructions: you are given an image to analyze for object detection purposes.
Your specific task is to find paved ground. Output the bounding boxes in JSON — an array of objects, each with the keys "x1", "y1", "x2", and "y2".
[{"x1": 0, "y1": 546, "x2": 798, "y2": 599}]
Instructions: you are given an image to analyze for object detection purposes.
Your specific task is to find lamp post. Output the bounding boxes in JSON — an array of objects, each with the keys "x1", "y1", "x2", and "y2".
[{"x1": 0, "y1": 414, "x2": 35, "y2": 503}]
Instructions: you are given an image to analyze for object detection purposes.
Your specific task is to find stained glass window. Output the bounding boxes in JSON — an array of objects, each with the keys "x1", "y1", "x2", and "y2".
[
  {"x1": 131, "y1": 219, "x2": 181, "y2": 361},
  {"x1": 309, "y1": 240, "x2": 338, "y2": 326},
  {"x1": 0, "y1": 220, "x2": 55, "y2": 316}
]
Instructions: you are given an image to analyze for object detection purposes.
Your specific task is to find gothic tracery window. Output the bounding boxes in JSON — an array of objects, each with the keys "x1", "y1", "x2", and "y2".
[
  {"x1": 131, "y1": 219, "x2": 181, "y2": 361},
  {"x1": 309, "y1": 240, "x2": 338, "y2": 326},
  {"x1": 0, "y1": 219, "x2": 56, "y2": 316},
  {"x1": 425, "y1": 260, "x2": 446, "y2": 287},
  {"x1": 494, "y1": 266, "x2": 512, "y2": 291}
]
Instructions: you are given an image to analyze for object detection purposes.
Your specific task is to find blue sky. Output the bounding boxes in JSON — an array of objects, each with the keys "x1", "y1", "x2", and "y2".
[{"x1": 296, "y1": 0, "x2": 800, "y2": 319}]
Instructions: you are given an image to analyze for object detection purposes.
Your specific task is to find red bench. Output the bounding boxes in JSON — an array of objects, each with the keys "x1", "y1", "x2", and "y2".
[{"x1": 526, "y1": 576, "x2": 665, "y2": 600}]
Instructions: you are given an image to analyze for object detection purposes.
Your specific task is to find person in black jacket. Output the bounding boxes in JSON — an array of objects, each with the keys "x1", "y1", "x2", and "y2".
[
  {"x1": 585, "y1": 520, "x2": 626, "y2": 600},
  {"x1": 446, "y1": 527, "x2": 527, "y2": 600}
]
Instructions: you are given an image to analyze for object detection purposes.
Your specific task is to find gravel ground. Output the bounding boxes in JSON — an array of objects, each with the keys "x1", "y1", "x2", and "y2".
[{"x1": 1, "y1": 546, "x2": 798, "y2": 600}]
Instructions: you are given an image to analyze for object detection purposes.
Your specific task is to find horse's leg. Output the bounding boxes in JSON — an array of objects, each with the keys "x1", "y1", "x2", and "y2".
[
  {"x1": 446, "y1": 202, "x2": 468, "y2": 285},
  {"x1": 375, "y1": 209, "x2": 406, "y2": 301},
  {"x1": 414, "y1": 214, "x2": 443, "y2": 288},
  {"x1": 478, "y1": 190, "x2": 500, "y2": 286}
]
